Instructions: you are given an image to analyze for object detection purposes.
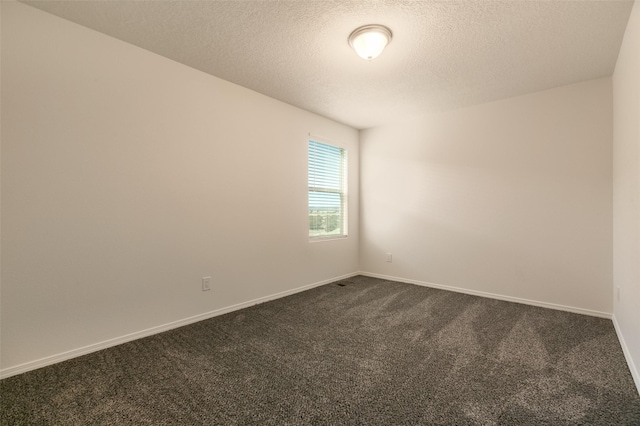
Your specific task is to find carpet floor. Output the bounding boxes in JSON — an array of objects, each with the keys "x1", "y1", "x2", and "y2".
[{"x1": 1, "y1": 275, "x2": 639, "y2": 425}]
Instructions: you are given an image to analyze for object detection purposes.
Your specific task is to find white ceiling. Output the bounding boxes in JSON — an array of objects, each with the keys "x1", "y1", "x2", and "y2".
[{"x1": 22, "y1": 0, "x2": 634, "y2": 130}]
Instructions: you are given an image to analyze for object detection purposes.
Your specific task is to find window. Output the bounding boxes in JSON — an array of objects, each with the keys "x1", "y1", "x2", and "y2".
[{"x1": 308, "y1": 138, "x2": 347, "y2": 239}]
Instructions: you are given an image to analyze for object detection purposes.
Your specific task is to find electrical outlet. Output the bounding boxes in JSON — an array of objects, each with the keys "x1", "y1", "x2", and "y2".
[
  {"x1": 202, "y1": 276, "x2": 211, "y2": 292},
  {"x1": 386, "y1": 253, "x2": 392, "y2": 263}
]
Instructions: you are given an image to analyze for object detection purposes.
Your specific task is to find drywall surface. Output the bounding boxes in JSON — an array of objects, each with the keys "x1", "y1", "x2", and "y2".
[
  {"x1": 613, "y1": 0, "x2": 640, "y2": 391},
  {"x1": 360, "y1": 78, "x2": 613, "y2": 314},
  {"x1": 1, "y1": 2, "x2": 358, "y2": 373}
]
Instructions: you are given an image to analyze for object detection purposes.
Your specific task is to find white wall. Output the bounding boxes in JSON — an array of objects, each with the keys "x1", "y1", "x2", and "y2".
[
  {"x1": 613, "y1": 0, "x2": 640, "y2": 391},
  {"x1": 0, "y1": 2, "x2": 359, "y2": 375},
  {"x1": 1, "y1": 0, "x2": 633, "y2": 384},
  {"x1": 360, "y1": 78, "x2": 613, "y2": 315}
]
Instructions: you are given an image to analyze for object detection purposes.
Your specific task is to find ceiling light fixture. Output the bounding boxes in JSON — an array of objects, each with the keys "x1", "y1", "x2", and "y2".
[{"x1": 348, "y1": 24, "x2": 392, "y2": 61}]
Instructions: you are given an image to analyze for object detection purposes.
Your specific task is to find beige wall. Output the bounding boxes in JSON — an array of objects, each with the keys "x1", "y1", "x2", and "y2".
[
  {"x1": 360, "y1": 78, "x2": 613, "y2": 315},
  {"x1": 613, "y1": 0, "x2": 640, "y2": 391},
  {"x1": 1, "y1": 2, "x2": 359, "y2": 374}
]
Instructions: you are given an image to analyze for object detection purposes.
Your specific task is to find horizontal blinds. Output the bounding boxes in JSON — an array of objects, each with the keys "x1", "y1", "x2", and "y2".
[
  {"x1": 308, "y1": 139, "x2": 347, "y2": 238},
  {"x1": 308, "y1": 141, "x2": 344, "y2": 191}
]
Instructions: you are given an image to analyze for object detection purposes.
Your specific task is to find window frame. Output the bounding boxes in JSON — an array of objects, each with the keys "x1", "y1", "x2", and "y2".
[{"x1": 308, "y1": 137, "x2": 348, "y2": 241}]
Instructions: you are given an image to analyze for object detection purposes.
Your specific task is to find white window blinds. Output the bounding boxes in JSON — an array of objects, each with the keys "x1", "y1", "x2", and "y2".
[{"x1": 308, "y1": 139, "x2": 347, "y2": 239}]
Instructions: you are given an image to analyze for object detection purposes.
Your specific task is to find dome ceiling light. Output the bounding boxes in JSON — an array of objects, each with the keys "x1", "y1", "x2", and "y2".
[{"x1": 348, "y1": 24, "x2": 392, "y2": 61}]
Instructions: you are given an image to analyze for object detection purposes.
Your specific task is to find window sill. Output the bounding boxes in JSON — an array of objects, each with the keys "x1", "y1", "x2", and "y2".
[{"x1": 309, "y1": 235, "x2": 349, "y2": 243}]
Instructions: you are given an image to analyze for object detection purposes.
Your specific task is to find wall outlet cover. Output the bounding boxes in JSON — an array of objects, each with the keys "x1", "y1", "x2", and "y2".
[{"x1": 202, "y1": 277, "x2": 211, "y2": 291}]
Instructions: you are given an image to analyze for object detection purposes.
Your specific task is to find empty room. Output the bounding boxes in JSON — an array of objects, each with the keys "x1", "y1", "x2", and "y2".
[{"x1": 1, "y1": 0, "x2": 639, "y2": 424}]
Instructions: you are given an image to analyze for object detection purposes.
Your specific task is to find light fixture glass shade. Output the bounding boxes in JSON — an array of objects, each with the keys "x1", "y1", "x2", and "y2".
[{"x1": 348, "y1": 25, "x2": 392, "y2": 60}]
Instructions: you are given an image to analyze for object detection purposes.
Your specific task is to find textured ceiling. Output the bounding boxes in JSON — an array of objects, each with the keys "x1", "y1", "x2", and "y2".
[{"x1": 22, "y1": 0, "x2": 634, "y2": 129}]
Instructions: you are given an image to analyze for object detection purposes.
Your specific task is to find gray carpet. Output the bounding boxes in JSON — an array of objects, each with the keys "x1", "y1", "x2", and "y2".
[{"x1": 1, "y1": 275, "x2": 639, "y2": 425}]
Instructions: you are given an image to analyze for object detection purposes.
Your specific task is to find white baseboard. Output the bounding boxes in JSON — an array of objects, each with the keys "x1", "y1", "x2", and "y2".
[
  {"x1": 612, "y1": 315, "x2": 640, "y2": 396},
  {"x1": 358, "y1": 271, "x2": 612, "y2": 319},
  {"x1": 0, "y1": 272, "x2": 359, "y2": 380}
]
